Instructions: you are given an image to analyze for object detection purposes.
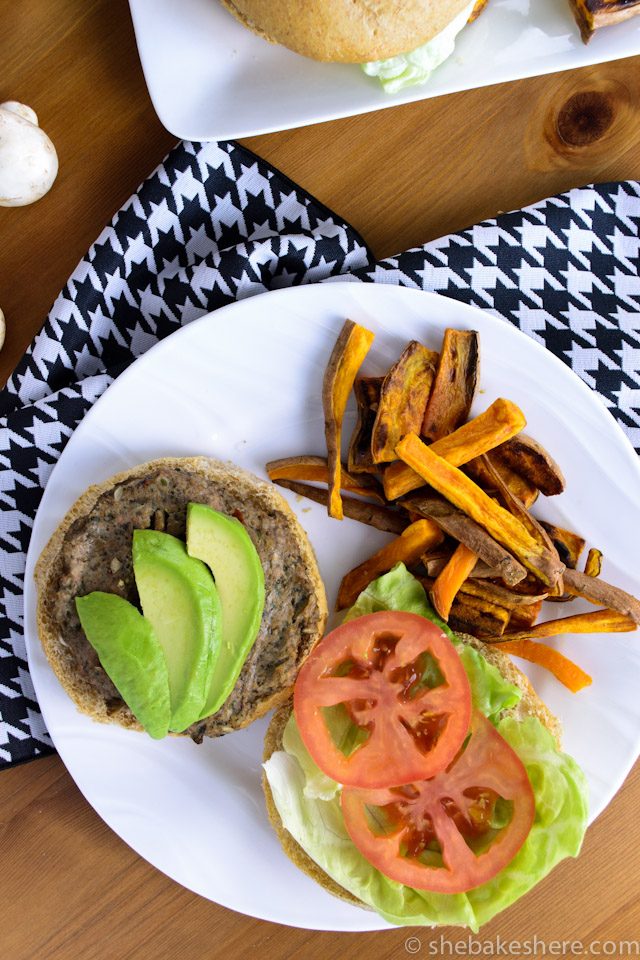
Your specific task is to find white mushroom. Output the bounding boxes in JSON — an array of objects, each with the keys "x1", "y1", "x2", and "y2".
[
  {"x1": 0, "y1": 306, "x2": 5, "y2": 351},
  {"x1": 0, "y1": 101, "x2": 58, "y2": 207}
]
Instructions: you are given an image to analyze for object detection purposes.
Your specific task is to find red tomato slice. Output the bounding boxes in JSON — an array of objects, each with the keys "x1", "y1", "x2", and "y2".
[
  {"x1": 293, "y1": 611, "x2": 472, "y2": 789},
  {"x1": 341, "y1": 711, "x2": 535, "y2": 893}
]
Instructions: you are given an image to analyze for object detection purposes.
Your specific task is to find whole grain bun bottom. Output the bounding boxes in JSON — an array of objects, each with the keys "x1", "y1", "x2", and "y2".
[
  {"x1": 36, "y1": 457, "x2": 328, "y2": 740},
  {"x1": 262, "y1": 634, "x2": 561, "y2": 909}
]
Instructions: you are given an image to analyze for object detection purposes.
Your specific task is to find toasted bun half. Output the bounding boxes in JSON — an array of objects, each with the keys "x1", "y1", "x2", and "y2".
[
  {"x1": 262, "y1": 632, "x2": 560, "y2": 908},
  {"x1": 36, "y1": 457, "x2": 327, "y2": 740},
  {"x1": 220, "y1": 0, "x2": 474, "y2": 63}
]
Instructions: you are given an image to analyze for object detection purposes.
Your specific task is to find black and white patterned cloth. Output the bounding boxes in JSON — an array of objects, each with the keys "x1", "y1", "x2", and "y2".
[{"x1": 1, "y1": 139, "x2": 638, "y2": 769}]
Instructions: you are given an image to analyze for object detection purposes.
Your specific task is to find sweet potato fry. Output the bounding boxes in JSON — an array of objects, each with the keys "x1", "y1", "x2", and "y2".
[
  {"x1": 460, "y1": 579, "x2": 547, "y2": 610},
  {"x1": 491, "y1": 608, "x2": 637, "y2": 642},
  {"x1": 540, "y1": 523, "x2": 586, "y2": 570},
  {"x1": 371, "y1": 342, "x2": 438, "y2": 463},
  {"x1": 479, "y1": 454, "x2": 557, "y2": 559},
  {"x1": 421, "y1": 329, "x2": 479, "y2": 441},
  {"x1": 419, "y1": 545, "x2": 456, "y2": 576},
  {"x1": 396, "y1": 434, "x2": 564, "y2": 586},
  {"x1": 323, "y1": 320, "x2": 375, "y2": 520},
  {"x1": 584, "y1": 547, "x2": 603, "y2": 578},
  {"x1": 562, "y1": 569, "x2": 640, "y2": 624},
  {"x1": 491, "y1": 434, "x2": 565, "y2": 497},
  {"x1": 347, "y1": 377, "x2": 383, "y2": 475},
  {"x1": 508, "y1": 599, "x2": 544, "y2": 631},
  {"x1": 469, "y1": 0, "x2": 489, "y2": 21},
  {"x1": 272, "y1": 479, "x2": 406, "y2": 534},
  {"x1": 383, "y1": 398, "x2": 527, "y2": 501},
  {"x1": 569, "y1": 0, "x2": 640, "y2": 44},
  {"x1": 419, "y1": 576, "x2": 510, "y2": 636},
  {"x1": 403, "y1": 494, "x2": 527, "y2": 586},
  {"x1": 466, "y1": 455, "x2": 539, "y2": 508},
  {"x1": 421, "y1": 557, "x2": 503, "y2": 579},
  {"x1": 430, "y1": 543, "x2": 478, "y2": 620},
  {"x1": 505, "y1": 640, "x2": 592, "y2": 693},
  {"x1": 447, "y1": 597, "x2": 510, "y2": 638},
  {"x1": 336, "y1": 520, "x2": 444, "y2": 610},
  {"x1": 265, "y1": 456, "x2": 383, "y2": 501}
]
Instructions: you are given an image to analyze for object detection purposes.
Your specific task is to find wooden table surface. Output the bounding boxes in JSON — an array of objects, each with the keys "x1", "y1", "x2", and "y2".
[{"x1": 2, "y1": 3, "x2": 639, "y2": 958}]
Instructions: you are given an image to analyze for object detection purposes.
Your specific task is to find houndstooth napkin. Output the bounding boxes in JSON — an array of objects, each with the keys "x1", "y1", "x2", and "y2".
[{"x1": 1, "y1": 139, "x2": 638, "y2": 769}]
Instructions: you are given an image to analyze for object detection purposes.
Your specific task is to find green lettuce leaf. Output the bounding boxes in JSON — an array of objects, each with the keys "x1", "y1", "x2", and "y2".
[
  {"x1": 362, "y1": 2, "x2": 475, "y2": 94},
  {"x1": 264, "y1": 713, "x2": 588, "y2": 931},
  {"x1": 456, "y1": 645, "x2": 521, "y2": 723},
  {"x1": 263, "y1": 567, "x2": 589, "y2": 929}
]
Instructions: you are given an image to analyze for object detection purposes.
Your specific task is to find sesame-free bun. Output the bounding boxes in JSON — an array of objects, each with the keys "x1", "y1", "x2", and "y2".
[
  {"x1": 220, "y1": 0, "x2": 475, "y2": 63},
  {"x1": 35, "y1": 457, "x2": 327, "y2": 740},
  {"x1": 262, "y1": 632, "x2": 560, "y2": 908}
]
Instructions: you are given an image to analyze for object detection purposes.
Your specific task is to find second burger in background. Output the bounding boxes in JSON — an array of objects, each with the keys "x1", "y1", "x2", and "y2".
[{"x1": 220, "y1": 0, "x2": 489, "y2": 92}]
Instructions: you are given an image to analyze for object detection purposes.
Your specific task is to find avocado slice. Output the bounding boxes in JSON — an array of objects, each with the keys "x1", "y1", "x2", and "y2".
[
  {"x1": 75, "y1": 592, "x2": 171, "y2": 740},
  {"x1": 132, "y1": 530, "x2": 221, "y2": 732},
  {"x1": 186, "y1": 503, "x2": 265, "y2": 720}
]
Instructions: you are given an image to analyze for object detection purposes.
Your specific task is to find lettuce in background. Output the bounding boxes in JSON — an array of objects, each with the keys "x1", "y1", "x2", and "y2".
[
  {"x1": 263, "y1": 566, "x2": 589, "y2": 930},
  {"x1": 362, "y1": 2, "x2": 475, "y2": 94}
]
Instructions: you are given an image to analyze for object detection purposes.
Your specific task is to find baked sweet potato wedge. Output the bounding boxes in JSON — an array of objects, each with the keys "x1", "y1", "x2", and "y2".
[
  {"x1": 430, "y1": 543, "x2": 478, "y2": 620},
  {"x1": 508, "y1": 599, "x2": 544, "y2": 631},
  {"x1": 336, "y1": 519, "x2": 443, "y2": 610},
  {"x1": 323, "y1": 320, "x2": 375, "y2": 520},
  {"x1": 469, "y1": 0, "x2": 489, "y2": 21},
  {"x1": 403, "y1": 494, "x2": 527, "y2": 586},
  {"x1": 383, "y1": 398, "x2": 526, "y2": 500},
  {"x1": 540, "y1": 522, "x2": 586, "y2": 570},
  {"x1": 421, "y1": 329, "x2": 479, "y2": 441},
  {"x1": 505, "y1": 640, "x2": 592, "y2": 693},
  {"x1": 479, "y1": 454, "x2": 558, "y2": 559},
  {"x1": 459, "y1": 579, "x2": 547, "y2": 610},
  {"x1": 272, "y1": 479, "x2": 406, "y2": 534},
  {"x1": 491, "y1": 607, "x2": 636, "y2": 642},
  {"x1": 446, "y1": 596, "x2": 510, "y2": 638},
  {"x1": 396, "y1": 434, "x2": 564, "y2": 586},
  {"x1": 347, "y1": 377, "x2": 383, "y2": 475},
  {"x1": 465, "y1": 455, "x2": 539, "y2": 508},
  {"x1": 371, "y1": 341, "x2": 438, "y2": 463},
  {"x1": 266, "y1": 455, "x2": 383, "y2": 501},
  {"x1": 584, "y1": 547, "x2": 603, "y2": 578},
  {"x1": 569, "y1": 0, "x2": 640, "y2": 42},
  {"x1": 562, "y1": 568, "x2": 640, "y2": 624},
  {"x1": 490, "y1": 434, "x2": 565, "y2": 497}
]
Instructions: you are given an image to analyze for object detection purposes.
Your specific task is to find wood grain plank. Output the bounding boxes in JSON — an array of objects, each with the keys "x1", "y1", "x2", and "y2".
[{"x1": 244, "y1": 59, "x2": 640, "y2": 257}]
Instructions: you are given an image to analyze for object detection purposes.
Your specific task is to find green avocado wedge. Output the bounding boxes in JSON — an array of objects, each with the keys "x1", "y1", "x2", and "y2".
[
  {"x1": 75, "y1": 592, "x2": 171, "y2": 740},
  {"x1": 132, "y1": 530, "x2": 222, "y2": 733},
  {"x1": 186, "y1": 503, "x2": 265, "y2": 720}
]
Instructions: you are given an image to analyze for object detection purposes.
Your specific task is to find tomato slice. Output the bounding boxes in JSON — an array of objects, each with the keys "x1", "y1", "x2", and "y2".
[
  {"x1": 293, "y1": 610, "x2": 472, "y2": 789},
  {"x1": 341, "y1": 711, "x2": 535, "y2": 893}
]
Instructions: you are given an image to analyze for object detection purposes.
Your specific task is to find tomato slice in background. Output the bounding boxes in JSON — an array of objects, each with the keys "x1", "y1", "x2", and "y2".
[
  {"x1": 293, "y1": 610, "x2": 472, "y2": 789},
  {"x1": 341, "y1": 711, "x2": 535, "y2": 894}
]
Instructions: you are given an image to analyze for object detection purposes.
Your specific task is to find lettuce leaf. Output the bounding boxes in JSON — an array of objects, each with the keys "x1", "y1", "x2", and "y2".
[
  {"x1": 362, "y1": 2, "x2": 475, "y2": 94},
  {"x1": 264, "y1": 713, "x2": 588, "y2": 931},
  {"x1": 263, "y1": 566, "x2": 589, "y2": 929}
]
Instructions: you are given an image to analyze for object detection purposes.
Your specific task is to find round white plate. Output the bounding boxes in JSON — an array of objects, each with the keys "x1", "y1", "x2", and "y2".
[{"x1": 24, "y1": 282, "x2": 640, "y2": 931}]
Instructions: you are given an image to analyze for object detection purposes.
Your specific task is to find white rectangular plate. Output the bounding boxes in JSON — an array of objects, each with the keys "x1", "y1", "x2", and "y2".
[{"x1": 129, "y1": 0, "x2": 640, "y2": 141}]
